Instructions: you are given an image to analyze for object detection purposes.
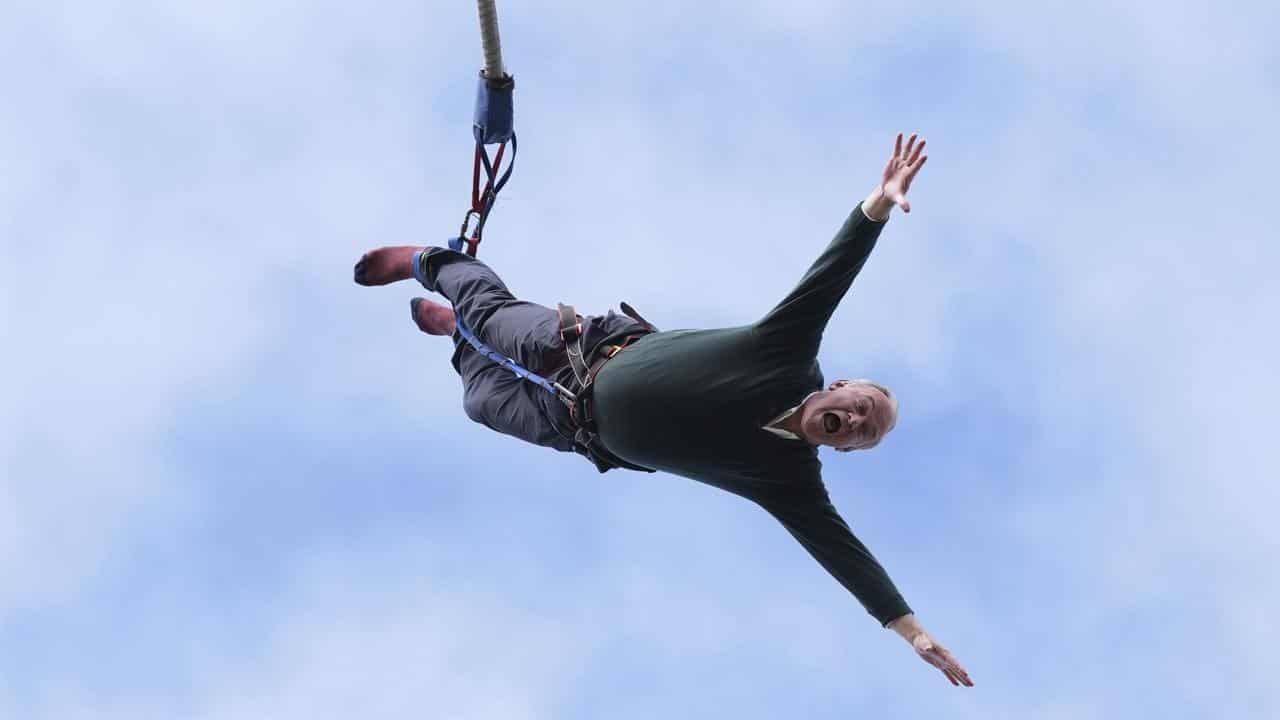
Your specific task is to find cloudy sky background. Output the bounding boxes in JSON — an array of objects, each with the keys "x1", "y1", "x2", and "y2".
[{"x1": 3, "y1": 1, "x2": 1277, "y2": 717}]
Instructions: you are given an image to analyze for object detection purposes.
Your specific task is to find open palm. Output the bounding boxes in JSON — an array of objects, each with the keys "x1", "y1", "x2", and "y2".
[
  {"x1": 881, "y1": 132, "x2": 928, "y2": 213},
  {"x1": 912, "y1": 630, "x2": 974, "y2": 687}
]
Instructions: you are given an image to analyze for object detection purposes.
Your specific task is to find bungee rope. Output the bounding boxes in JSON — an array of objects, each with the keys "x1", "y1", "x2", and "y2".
[{"x1": 476, "y1": 0, "x2": 505, "y2": 80}]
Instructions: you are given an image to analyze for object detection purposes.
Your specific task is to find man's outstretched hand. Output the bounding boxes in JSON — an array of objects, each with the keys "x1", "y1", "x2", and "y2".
[
  {"x1": 889, "y1": 614, "x2": 974, "y2": 687},
  {"x1": 912, "y1": 629, "x2": 974, "y2": 687},
  {"x1": 863, "y1": 132, "x2": 929, "y2": 221}
]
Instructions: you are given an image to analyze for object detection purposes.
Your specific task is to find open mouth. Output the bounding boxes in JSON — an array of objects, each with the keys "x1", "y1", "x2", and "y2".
[{"x1": 822, "y1": 412, "x2": 841, "y2": 434}]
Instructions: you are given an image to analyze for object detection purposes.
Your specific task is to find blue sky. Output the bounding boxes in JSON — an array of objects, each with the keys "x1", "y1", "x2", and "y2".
[{"x1": 3, "y1": 1, "x2": 1278, "y2": 718}]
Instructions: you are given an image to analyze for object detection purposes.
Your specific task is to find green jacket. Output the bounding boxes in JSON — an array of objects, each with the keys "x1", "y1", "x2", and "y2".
[{"x1": 593, "y1": 204, "x2": 911, "y2": 625}]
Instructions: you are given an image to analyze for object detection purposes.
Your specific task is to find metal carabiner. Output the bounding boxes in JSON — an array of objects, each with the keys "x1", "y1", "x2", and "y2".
[{"x1": 459, "y1": 209, "x2": 482, "y2": 239}]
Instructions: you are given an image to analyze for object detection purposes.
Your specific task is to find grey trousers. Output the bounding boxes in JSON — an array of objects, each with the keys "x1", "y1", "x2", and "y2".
[{"x1": 413, "y1": 247, "x2": 649, "y2": 459}]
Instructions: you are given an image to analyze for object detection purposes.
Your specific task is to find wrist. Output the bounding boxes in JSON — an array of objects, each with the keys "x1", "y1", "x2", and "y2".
[
  {"x1": 862, "y1": 187, "x2": 893, "y2": 222},
  {"x1": 888, "y1": 613, "x2": 923, "y2": 642}
]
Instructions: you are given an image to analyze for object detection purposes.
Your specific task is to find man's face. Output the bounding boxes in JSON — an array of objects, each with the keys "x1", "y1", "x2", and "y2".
[{"x1": 799, "y1": 380, "x2": 896, "y2": 451}]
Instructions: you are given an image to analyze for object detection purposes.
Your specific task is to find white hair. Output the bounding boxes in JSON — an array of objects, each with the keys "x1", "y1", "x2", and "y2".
[{"x1": 851, "y1": 378, "x2": 899, "y2": 434}]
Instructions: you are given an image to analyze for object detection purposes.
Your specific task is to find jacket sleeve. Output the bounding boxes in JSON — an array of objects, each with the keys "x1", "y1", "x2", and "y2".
[
  {"x1": 752, "y1": 204, "x2": 886, "y2": 356},
  {"x1": 756, "y1": 475, "x2": 912, "y2": 626}
]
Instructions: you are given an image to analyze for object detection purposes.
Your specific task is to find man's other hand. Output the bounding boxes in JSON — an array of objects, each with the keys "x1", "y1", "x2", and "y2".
[{"x1": 864, "y1": 132, "x2": 929, "y2": 220}]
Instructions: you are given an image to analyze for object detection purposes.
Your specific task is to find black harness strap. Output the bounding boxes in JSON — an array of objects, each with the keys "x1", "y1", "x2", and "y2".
[
  {"x1": 569, "y1": 335, "x2": 652, "y2": 474},
  {"x1": 557, "y1": 303, "x2": 591, "y2": 388},
  {"x1": 620, "y1": 301, "x2": 658, "y2": 333}
]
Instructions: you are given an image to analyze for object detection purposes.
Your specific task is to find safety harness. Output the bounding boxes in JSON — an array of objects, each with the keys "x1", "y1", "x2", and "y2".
[
  {"x1": 555, "y1": 302, "x2": 658, "y2": 473},
  {"x1": 451, "y1": 302, "x2": 657, "y2": 474}
]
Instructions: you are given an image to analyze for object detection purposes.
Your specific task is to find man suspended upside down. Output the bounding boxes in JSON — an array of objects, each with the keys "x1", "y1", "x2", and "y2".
[{"x1": 354, "y1": 133, "x2": 973, "y2": 687}]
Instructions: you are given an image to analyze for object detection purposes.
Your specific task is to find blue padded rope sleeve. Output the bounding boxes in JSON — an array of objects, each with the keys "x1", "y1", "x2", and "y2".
[{"x1": 473, "y1": 72, "x2": 514, "y2": 144}]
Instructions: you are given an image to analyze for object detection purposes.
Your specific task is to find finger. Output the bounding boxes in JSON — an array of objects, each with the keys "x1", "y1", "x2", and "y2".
[
  {"x1": 907, "y1": 155, "x2": 928, "y2": 182},
  {"x1": 903, "y1": 133, "x2": 918, "y2": 160},
  {"x1": 894, "y1": 132, "x2": 903, "y2": 159},
  {"x1": 900, "y1": 198, "x2": 911, "y2": 213},
  {"x1": 935, "y1": 649, "x2": 972, "y2": 686},
  {"x1": 907, "y1": 139, "x2": 926, "y2": 166},
  {"x1": 942, "y1": 668, "x2": 959, "y2": 686}
]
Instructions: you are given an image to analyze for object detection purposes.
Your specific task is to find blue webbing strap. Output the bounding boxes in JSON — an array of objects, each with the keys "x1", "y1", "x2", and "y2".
[
  {"x1": 453, "y1": 314, "x2": 574, "y2": 404},
  {"x1": 449, "y1": 75, "x2": 561, "y2": 399},
  {"x1": 468, "y1": 133, "x2": 517, "y2": 254},
  {"x1": 478, "y1": 134, "x2": 516, "y2": 194}
]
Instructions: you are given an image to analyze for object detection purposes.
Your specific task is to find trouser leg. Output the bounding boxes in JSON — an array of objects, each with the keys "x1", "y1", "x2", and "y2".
[
  {"x1": 414, "y1": 247, "x2": 565, "y2": 374},
  {"x1": 415, "y1": 247, "x2": 577, "y2": 454},
  {"x1": 453, "y1": 340, "x2": 578, "y2": 453}
]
